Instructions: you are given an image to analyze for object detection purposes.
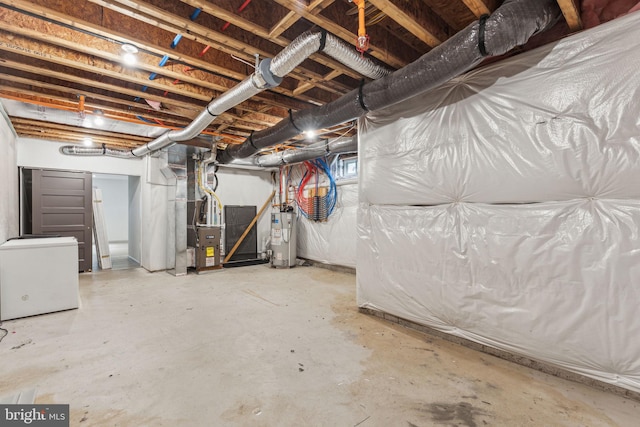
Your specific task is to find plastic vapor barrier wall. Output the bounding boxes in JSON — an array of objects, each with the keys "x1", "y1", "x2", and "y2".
[
  {"x1": 297, "y1": 183, "x2": 357, "y2": 268},
  {"x1": 357, "y1": 13, "x2": 640, "y2": 393}
]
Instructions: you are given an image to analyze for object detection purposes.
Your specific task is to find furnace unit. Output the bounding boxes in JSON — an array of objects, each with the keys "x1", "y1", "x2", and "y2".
[{"x1": 188, "y1": 226, "x2": 222, "y2": 273}]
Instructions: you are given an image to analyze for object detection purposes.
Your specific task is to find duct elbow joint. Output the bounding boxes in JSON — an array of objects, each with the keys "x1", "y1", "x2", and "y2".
[
  {"x1": 253, "y1": 58, "x2": 283, "y2": 89},
  {"x1": 59, "y1": 146, "x2": 75, "y2": 155},
  {"x1": 216, "y1": 149, "x2": 234, "y2": 165}
]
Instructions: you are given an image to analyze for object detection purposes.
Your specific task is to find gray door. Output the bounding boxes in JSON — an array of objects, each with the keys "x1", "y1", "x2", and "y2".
[{"x1": 32, "y1": 169, "x2": 93, "y2": 272}]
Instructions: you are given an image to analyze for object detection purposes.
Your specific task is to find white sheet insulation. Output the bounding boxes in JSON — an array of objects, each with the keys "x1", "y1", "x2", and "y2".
[
  {"x1": 297, "y1": 183, "x2": 357, "y2": 268},
  {"x1": 357, "y1": 12, "x2": 640, "y2": 393}
]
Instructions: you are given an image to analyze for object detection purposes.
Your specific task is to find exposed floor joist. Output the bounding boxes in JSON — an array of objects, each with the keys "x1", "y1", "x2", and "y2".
[
  {"x1": 556, "y1": 0, "x2": 583, "y2": 30},
  {"x1": 0, "y1": 0, "x2": 602, "y2": 151}
]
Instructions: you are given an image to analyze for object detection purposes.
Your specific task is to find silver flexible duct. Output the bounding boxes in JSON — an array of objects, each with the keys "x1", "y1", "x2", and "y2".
[
  {"x1": 270, "y1": 31, "x2": 391, "y2": 79},
  {"x1": 59, "y1": 70, "x2": 273, "y2": 159},
  {"x1": 132, "y1": 74, "x2": 270, "y2": 156},
  {"x1": 255, "y1": 136, "x2": 357, "y2": 167},
  {"x1": 323, "y1": 33, "x2": 390, "y2": 80},
  {"x1": 219, "y1": 0, "x2": 562, "y2": 164},
  {"x1": 60, "y1": 30, "x2": 389, "y2": 159},
  {"x1": 59, "y1": 145, "x2": 136, "y2": 158}
]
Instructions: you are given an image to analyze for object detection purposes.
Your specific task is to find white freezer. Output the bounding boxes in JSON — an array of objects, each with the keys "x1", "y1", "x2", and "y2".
[{"x1": 0, "y1": 237, "x2": 79, "y2": 321}]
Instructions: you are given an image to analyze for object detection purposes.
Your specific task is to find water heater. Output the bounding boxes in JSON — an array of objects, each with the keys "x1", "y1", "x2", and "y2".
[{"x1": 270, "y1": 211, "x2": 296, "y2": 268}]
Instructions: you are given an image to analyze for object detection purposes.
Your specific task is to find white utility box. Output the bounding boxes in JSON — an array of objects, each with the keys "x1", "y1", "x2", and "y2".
[
  {"x1": 270, "y1": 211, "x2": 296, "y2": 268},
  {"x1": 0, "y1": 237, "x2": 79, "y2": 321}
]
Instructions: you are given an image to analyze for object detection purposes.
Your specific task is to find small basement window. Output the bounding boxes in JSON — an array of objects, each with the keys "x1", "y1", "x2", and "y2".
[{"x1": 335, "y1": 155, "x2": 358, "y2": 181}]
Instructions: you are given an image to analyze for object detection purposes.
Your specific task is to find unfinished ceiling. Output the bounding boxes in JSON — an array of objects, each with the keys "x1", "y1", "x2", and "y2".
[{"x1": 0, "y1": 0, "x2": 590, "y2": 151}]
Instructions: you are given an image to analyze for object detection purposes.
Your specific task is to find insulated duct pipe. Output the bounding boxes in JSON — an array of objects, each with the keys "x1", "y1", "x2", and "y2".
[
  {"x1": 218, "y1": 0, "x2": 562, "y2": 164},
  {"x1": 132, "y1": 74, "x2": 275, "y2": 157},
  {"x1": 253, "y1": 136, "x2": 357, "y2": 167},
  {"x1": 59, "y1": 31, "x2": 390, "y2": 158},
  {"x1": 59, "y1": 144, "x2": 136, "y2": 158}
]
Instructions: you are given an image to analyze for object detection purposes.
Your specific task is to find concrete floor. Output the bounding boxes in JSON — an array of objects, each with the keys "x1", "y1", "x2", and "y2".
[
  {"x1": 1, "y1": 266, "x2": 638, "y2": 426},
  {"x1": 92, "y1": 242, "x2": 140, "y2": 272}
]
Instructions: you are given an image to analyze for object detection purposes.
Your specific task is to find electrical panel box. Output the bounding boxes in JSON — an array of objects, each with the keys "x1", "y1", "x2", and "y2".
[
  {"x1": 270, "y1": 212, "x2": 296, "y2": 268},
  {"x1": 194, "y1": 226, "x2": 221, "y2": 273}
]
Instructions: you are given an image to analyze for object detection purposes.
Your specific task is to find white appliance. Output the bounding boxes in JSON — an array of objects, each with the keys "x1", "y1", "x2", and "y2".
[
  {"x1": 270, "y1": 211, "x2": 296, "y2": 268},
  {"x1": 0, "y1": 237, "x2": 79, "y2": 321}
]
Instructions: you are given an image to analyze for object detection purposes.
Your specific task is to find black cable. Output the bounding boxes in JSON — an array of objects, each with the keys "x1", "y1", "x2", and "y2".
[
  {"x1": 205, "y1": 104, "x2": 218, "y2": 117},
  {"x1": 289, "y1": 109, "x2": 302, "y2": 132},
  {"x1": 249, "y1": 131, "x2": 258, "y2": 149},
  {"x1": 0, "y1": 322, "x2": 8, "y2": 344},
  {"x1": 318, "y1": 29, "x2": 327, "y2": 52},
  {"x1": 198, "y1": 196, "x2": 207, "y2": 224},
  {"x1": 212, "y1": 174, "x2": 219, "y2": 192},
  {"x1": 358, "y1": 79, "x2": 369, "y2": 112}
]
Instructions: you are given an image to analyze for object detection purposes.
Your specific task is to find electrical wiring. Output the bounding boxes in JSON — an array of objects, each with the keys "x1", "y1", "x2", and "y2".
[
  {"x1": 315, "y1": 158, "x2": 337, "y2": 216},
  {"x1": 286, "y1": 165, "x2": 294, "y2": 206},
  {"x1": 311, "y1": 160, "x2": 317, "y2": 220},
  {"x1": 279, "y1": 165, "x2": 293, "y2": 207},
  {"x1": 0, "y1": 322, "x2": 8, "y2": 344},
  {"x1": 296, "y1": 161, "x2": 315, "y2": 219},
  {"x1": 197, "y1": 162, "x2": 223, "y2": 213},
  {"x1": 279, "y1": 165, "x2": 284, "y2": 204},
  {"x1": 295, "y1": 158, "x2": 337, "y2": 221},
  {"x1": 195, "y1": 160, "x2": 223, "y2": 228}
]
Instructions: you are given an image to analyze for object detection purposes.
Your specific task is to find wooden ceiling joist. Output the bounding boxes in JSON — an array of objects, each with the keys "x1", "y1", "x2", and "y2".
[
  {"x1": 368, "y1": 0, "x2": 445, "y2": 47},
  {"x1": 0, "y1": 77, "x2": 204, "y2": 129},
  {"x1": 0, "y1": 0, "x2": 318, "y2": 111},
  {"x1": 556, "y1": 0, "x2": 583, "y2": 31},
  {"x1": 0, "y1": 0, "x2": 589, "y2": 152},
  {"x1": 85, "y1": 0, "x2": 350, "y2": 98},
  {"x1": 460, "y1": 0, "x2": 493, "y2": 17},
  {"x1": 268, "y1": 0, "x2": 336, "y2": 38},
  {"x1": 0, "y1": 75, "x2": 202, "y2": 125},
  {"x1": 271, "y1": 0, "x2": 409, "y2": 68},
  {"x1": 11, "y1": 117, "x2": 151, "y2": 143},
  {"x1": 0, "y1": 38, "x2": 291, "y2": 134}
]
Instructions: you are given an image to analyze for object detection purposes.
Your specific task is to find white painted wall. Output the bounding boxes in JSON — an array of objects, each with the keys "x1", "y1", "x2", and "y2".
[
  {"x1": 216, "y1": 167, "x2": 274, "y2": 255},
  {"x1": 17, "y1": 137, "x2": 143, "y2": 176},
  {"x1": 140, "y1": 153, "x2": 171, "y2": 271},
  {"x1": 93, "y1": 174, "x2": 129, "y2": 242},
  {"x1": 0, "y1": 103, "x2": 19, "y2": 243},
  {"x1": 128, "y1": 176, "x2": 141, "y2": 263}
]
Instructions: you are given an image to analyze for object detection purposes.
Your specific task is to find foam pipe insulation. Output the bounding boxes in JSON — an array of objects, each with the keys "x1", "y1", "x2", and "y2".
[
  {"x1": 218, "y1": 0, "x2": 562, "y2": 164},
  {"x1": 252, "y1": 136, "x2": 357, "y2": 167},
  {"x1": 59, "y1": 31, "x2": 390, "y2": 158}
]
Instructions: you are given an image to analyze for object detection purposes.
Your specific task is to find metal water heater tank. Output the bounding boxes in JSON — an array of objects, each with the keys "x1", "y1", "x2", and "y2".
[{"x1": 270, "y1": 211, "x2": 296, "y2": 268}]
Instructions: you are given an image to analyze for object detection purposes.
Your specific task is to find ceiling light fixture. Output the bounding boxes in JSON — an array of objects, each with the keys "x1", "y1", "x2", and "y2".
[
  {"x1": 304, "y1": 130, "x2": 316, "y2": 139},
  {"x1": 83, "y1": 137, "x2": 93, "y2": 146},
  {"x1": 121, "y1": 43, "x2": 139, "y2": 66},
  {"x1": 93, "y1": 110, "x2": 105, "y2": 126}
]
